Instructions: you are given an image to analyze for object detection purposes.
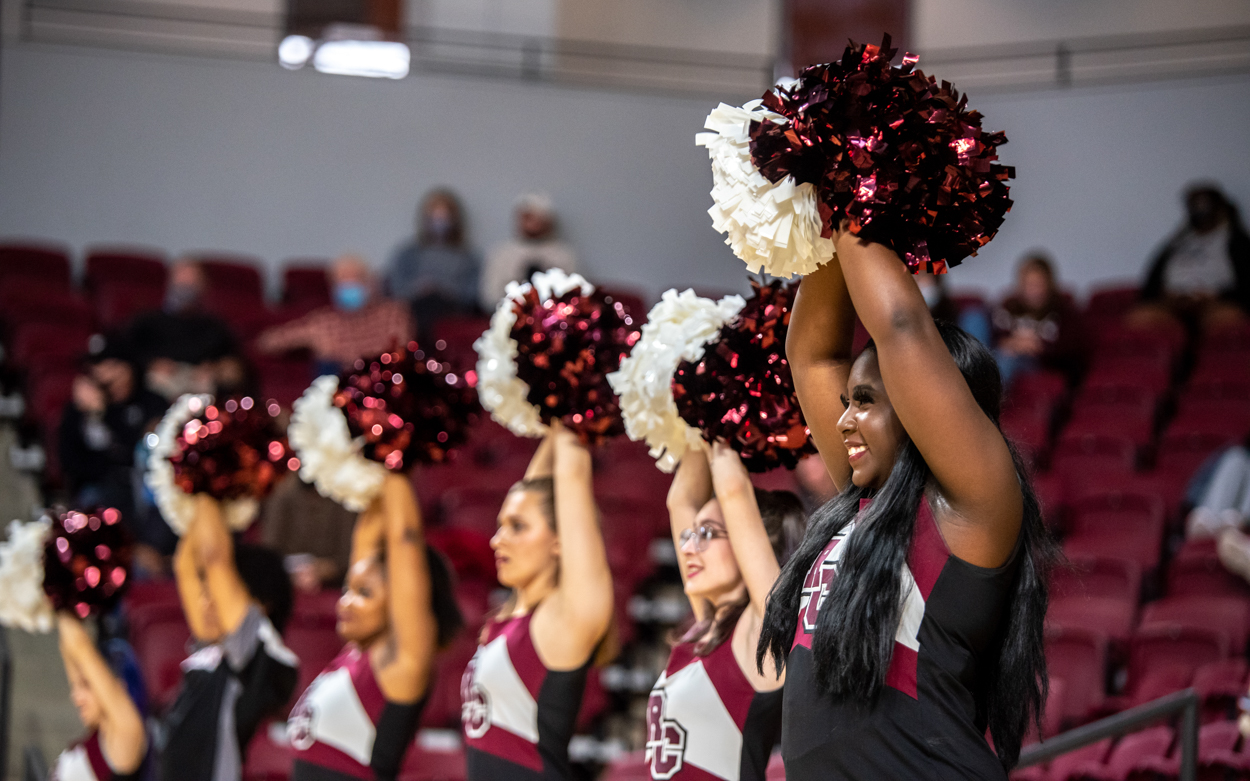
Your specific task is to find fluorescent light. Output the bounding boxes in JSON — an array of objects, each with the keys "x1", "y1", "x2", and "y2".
[
  {"x1": 278, "y1": 34, "x2": 315, "y2": 69},
  {"x1": 313, "y1": 39, "x2": 410, "y2": 79}
]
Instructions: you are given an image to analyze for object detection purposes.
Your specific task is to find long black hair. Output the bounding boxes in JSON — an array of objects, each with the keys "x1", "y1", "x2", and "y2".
[{"x1": 757, "y1": 321, "x2": 1057, "y2": 770}]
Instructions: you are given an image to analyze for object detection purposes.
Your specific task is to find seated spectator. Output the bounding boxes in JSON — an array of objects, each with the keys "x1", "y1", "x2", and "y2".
[
  {"x1": 1186, "y1": 444, "x2": 1250, "y2": 539},
  {"x1": 914, "y1": 269, "x2": 991, "y2": 345},
  {"x1": 258, "y1": 473, "x2": 356, "y2": 594},
  {"x1": 257, "y1": 255, "x2": 413, "y2": 376},
  {"x1": 126, "y1": 260, "x2": 247, "y2": 400},
  {"x1": 389, "y1": 188, "x2": 481, "y2": 337},
  {"x1": 58, "y1": 335, "x2": 167, "y2": 524},
  {"x1": 991, "y1": 253, "x2": 1083, "y2": 385},
  {"x1": 480, "y1": 192, "x2": 577, "y2": 310},
  {"x1": 1134, "y1": 183, "x2": 1250, "y2": 331}
]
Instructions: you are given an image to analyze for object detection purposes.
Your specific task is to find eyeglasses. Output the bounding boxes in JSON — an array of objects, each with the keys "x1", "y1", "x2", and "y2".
[{"x1": 678, "y1": 525, "x2": 728, "y2": 552}]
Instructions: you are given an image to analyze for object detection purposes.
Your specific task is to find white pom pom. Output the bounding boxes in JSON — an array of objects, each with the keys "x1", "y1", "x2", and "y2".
[
  {"x1": 473, "y1": 268, "x2": 594, "y2": 438},
  {"x1": 607, "y1": 288, "x2": 745, "y2": 472},
  {"x1": 288, "y1": 375, "x2": 386, "y2": 514},
  {"x1": 696, "y1": 100, "x2": 836, "y2": 278},
  {"x1": 145, "y1": 394, "x2": 262, "y2": 535},
  {"x1": 0, "y1": 518, "x2": 54, "y2": 633}
]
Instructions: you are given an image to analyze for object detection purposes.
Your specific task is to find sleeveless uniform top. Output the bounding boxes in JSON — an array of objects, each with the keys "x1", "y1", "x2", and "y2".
[
  {"x1": 50, "y1": 732, "x2": 143, "y2": 781},
  {"x1": 783, "y1": 498, "x2": 1020, "y2": 781},
  {"x1": 288, "y1": 645, "x2": 427, "y2": 781},
  {"x1": 460, "y1": 612, "x2": 591, "y2": 780},
  {"x1": 645, "y1": 637, "x2": 782, "y2": 781}
]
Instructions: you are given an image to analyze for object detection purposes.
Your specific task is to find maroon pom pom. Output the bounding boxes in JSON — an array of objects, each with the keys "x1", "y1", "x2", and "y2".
[
  {"x1": 172, "y1": 397, "x2": 292, "y2": 501},
  {"x1": 510, "y1": 288, "x2": 641, "y2": 444},
  {"x1": 749, "y1": 34, "x2": 1014, "y2": 273},
  {"x1": 672, "y1": 279, "x2": 816, "y2": 472},
  {"x1": 336, "y1": 341, "x2": 481, "y2": 470},
  {"x1": 42, "y1": 507, "x2": 132, "y2": 620}
]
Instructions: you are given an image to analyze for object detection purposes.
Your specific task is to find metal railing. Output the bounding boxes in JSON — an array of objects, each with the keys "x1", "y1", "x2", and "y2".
[
  {"x1": 1016, "y1": 688, "x2": 1199, "y2": 781},
  {"x1": 0, "y1": 627, "x2": 11, "y2": 780}
]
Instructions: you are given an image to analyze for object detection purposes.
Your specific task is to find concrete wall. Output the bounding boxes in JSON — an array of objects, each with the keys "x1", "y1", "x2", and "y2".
[{"x1": 1, "y1": 38, "x2": 1248, "y2": 302}]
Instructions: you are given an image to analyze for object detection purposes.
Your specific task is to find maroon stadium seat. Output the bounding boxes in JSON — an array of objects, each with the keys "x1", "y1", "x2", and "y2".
[
  {"x1": 281, "y1": 262, "x2": 331, "y2": 306},
  {"x1": 1168, "y1": 546, "x2": 1250, "y2": 598},
  {"x1": 283, "y1": 617, "x2": 342, "y2": 707},
  {"x1": 10, "y1": 322, "x2": 94, "y2": 369},
  {"x1": 1065, "y1": 725, "x2": 1173, "y2": 781},
  {"x1": 1195, "y1": 720, "x2": 1244, "y2": 775},
  {"x1": 1085, "y1": 286, "x2": 1139, "y2": 322},
  {"x1": 420, "y1": 634, "x2": 477, "y2": 729},
  {"x1": 1045, "y1": 627, "x2": 1109, "y2": 725},
  {"x1": 1032, "y1": 471, "x2": 1067, "y2": 531},
  {"x1": 197, "y1": 256, "x2": 266, "y2": 297},
  {"x1": 92, "y1": 280, "x2": 165, "y2": 329},
  {"x1": 1156, "y1": 427, "x2": 1239, "y2": 482},
  {"x1": 1047, "y1": 738, "x2": 1114, "y2": 781},
  {"x1": 1192, "y1": 658, "x2": 1248, "y2": 721},
  {"x1": 1127, "y1": 625, "x2": 1228, "y2": 702},
  {"x1": 1051, "y1": 433, "x2": 1137, "y2": 485},
  {"x1": 84, "y1": 248, "x2": 167, "y2": 289},
  {"x1": 1047, "y1": 596, "x2": 1136, "y2": 649},
  {"x1": 1002, "y1": 405, "x2": 1052, "y2": 468},
  {"x1": 0, "y1": 242, "x2": 72, "y2": 290},
  {"x1": 1052, "y1": 556, "x2": 1142, "y2": 603},
  {"x1": 1063, "y1": 490, "x2": 1166, "y2": 572},
  {"x1": 0, "y1": 289, "x2": 95, "y2": 333},
  {"x1": 133, "y1": 614, "x2": 193, "y2": 709},
  {"x1": 1140, "y1": 595, "x2": 1250, "y2": 655},
  {"x1": 1005, "y1": 369, "x2": 1069, "y2": 412}
]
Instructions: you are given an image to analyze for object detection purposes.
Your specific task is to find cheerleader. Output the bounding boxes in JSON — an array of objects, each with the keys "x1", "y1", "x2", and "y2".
[
  {"x1": 757, "y1": 232, "x2": 1055, "y2": 779},
  {"x1": 648, "y1": 444, "x2": 805, "y2": 781},
  {"x1": 287, "y1": 473, "x2": 463, "y2": 781},
  {"x1": 50, "y1": 613, "x2": 147, "y2": 781},
  {"x1": 460, "y1": 423, "x2": 614, "y2": 780},
  {"x1": 162, "y1": 496, "x2": 299, "y2": 781}
]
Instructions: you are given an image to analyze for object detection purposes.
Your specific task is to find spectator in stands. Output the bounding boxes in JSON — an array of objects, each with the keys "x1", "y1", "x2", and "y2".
[
  {"x1": 163, "y1": 496, "x2": 297, "y2": 781},
  {"x1": 126, "y1": 260, "x2": 246, "y2": 400},
  {"x1": 1134, "y1": 183, "x2": 1250, "y2": 331},
  {"x1": 991, "y1": 253, "x2": 1084, "y2": 385},
  {"x1": 257, "y1": 255, "x2": 413, "y2": 377},
  {"x1": 479, "y1": 192, "x2": 577, "y2": 310},
  {"x1": 58, "y1": 335, "x2": 167, "y2": 524},
  {"x1": 795, "y1": 453, "x2": 836, "y2": 512},
  {"x1": 259, "y1": 474, "x2": 356, "y2": 594},
  {"x1": 914, "y1": 269, "x2": 991, "y2": 345},
  {"x1": 388, "y1": 188, "x2": 481, "y2": 337},
  {"x1": 1186, "y1": 444, "x2": 1250, "y2": 540}
]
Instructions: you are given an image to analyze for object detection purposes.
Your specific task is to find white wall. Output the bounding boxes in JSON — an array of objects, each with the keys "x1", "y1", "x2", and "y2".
[{"x1": 1, "y1": 39, "x2": 1249, "y2": 303}]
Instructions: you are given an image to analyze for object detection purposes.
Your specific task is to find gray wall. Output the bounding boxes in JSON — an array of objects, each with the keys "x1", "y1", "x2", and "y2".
[{"x1": 2, "y1": 40, "x2": 1249, "y2": 301}]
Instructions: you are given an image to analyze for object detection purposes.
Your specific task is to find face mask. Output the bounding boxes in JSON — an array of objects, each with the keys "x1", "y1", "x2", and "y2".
[
  {"x1": 426, "y1": 213, "x2": 453, "y2": 239},
  {"x1": 334, "y1": 283, "x2": 368, "y2": 312},
  {"x1": 164, "y1": 283, "x2": 200, "y2": 313}
]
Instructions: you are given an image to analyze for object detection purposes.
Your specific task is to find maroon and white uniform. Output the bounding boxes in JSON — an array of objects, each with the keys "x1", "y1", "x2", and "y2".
[
  {"x1": 783, "y1": 498, "x2": 1020, "y2": 780},
  {"x1": 288, "y1": 645, "x2": 425, "y2": 781},
  {"x1": 460, "y1": 612, "x2": 590, "y2": 780},
  {"x1": 645, "y1": 638, "x2": 782, "y2": 781},
  {"x1": 50, "y1": 732, "x2": 143, "y2": 781}
]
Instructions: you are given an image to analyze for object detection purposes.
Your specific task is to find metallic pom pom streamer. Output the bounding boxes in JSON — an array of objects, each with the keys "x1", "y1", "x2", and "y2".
[
  {"x1": 671, "y1": 279, "x2": 817, "y2": 472},
  {"x1": 749, "y1": 34, "x2": 1014, "y2": 273},
  {"x1": 42, "y1": 507, "x2": 133, "y2": 621}
]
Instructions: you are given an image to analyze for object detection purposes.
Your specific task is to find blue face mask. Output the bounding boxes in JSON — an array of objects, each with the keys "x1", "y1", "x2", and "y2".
[{"x1": 334, "y1": 283, "x2": 368, "y2": 311}]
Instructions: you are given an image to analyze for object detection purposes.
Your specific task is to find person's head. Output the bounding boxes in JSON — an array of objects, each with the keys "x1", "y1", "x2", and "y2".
[
  {"x1": 1185, "y1": 184, "x2": 1234, "y2": 233},
  {"x1": 84, "y1": 333, "x2": 139, "y2": 403},
  {"x1": 337, "y1": 546, "x2": 463, "y2": 649},
  {"x1": 65, "y1": 656, "x2": 103, "y2": 729},
  {"x1": 491, "y1": 477, "x2": 558, "y2": 590},
  {"x1": 760, "y1": 320, "x2": 1052, "y2": 770},
  {"x1": 678, "y1": 488, "x2": 807, "y2": 655},
  {"x1": 838, "y1": 323, "x2": 1001, "y2": 490},
  {"x1": 235, "y1": 544, "x2": 294, "y2": 634},
  {"x1": 514, "y1": 193, "x2": 555, "y2": 241},
  {"x1": 165, "y1": 260, "x2": 206, "y2": 313},
  {"x1": 330, "y1": 255, "x2": 374, "y2": 312},
  {"x1": 1017, "y1": 254, "x2": 1057, "y2": 311},
  {"x1": 418, "y1": 189, "x2": 465, "y2": 247}
]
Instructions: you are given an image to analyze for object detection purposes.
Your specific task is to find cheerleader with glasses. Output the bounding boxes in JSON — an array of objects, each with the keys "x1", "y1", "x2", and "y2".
[
  {"x1": 757, "y1": 229, "x2": 1055, "y2": 780},
  {"x1": 648, "y1": 443, "x2": 806, "y2": 781}
]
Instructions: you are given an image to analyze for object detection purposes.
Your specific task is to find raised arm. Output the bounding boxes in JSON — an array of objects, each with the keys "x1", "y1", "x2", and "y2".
[
  {"x1": 835, "y1": 233, "x2": 1022, "y2": 566},
  {"x1": 666, "y1": 452, "x2": 713, "y2": 620},
  {"x1": 707, "y1": 444, "x2": 780, "y2": 619},
  {"x1": 524, "y1": 433, "x2": 555, "y2": 480},
  {"x1": 786, "y1": 259, "x2": 857, "y2": 492},
  {"x1": 372, "y1": 474, "x2": 437, "y2": 702},
  {"x1": 173, "y1": 519, "x2": 216, "y2": 642},
  {"x1": 191, "y1": 495, "x2": 254, "y2": 635},
  {"x1": 58, "y1": 614, "x2": 147, "y2": 774},
  {"x1": 542, "y1": 424, "x2": 613, "y2": 667}
]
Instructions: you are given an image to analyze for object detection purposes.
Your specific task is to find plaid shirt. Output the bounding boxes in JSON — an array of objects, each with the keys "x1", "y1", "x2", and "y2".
[{"x1": 259, "y1": 299, "x2": 413, "y2": 366}]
